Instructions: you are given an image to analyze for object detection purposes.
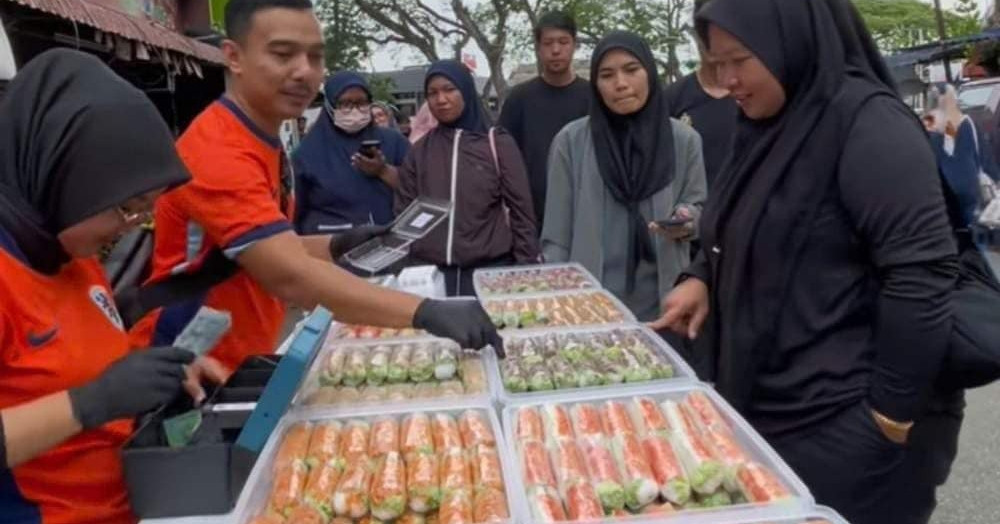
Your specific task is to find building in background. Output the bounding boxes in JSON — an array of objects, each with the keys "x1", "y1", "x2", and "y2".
[
  {"x1": 0, "y1": 0, "x2": 226, "y2": 133},
  {"x1": 368, "y1": 64, "x2": 496, "y2": 119},
  {"x1": 506, "y1": 59, "x2": 590, "y2": 86}
]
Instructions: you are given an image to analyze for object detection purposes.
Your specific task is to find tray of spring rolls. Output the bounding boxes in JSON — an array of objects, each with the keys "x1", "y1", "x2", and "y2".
[
  {"x1": 293, "y1": 336, "x2": 493, "y2": 413},
  {"x1": 489, "y1": 324, "x2": 696, "y2": 403},
  {"x1": 473, "y1": 263, "x2": 601, "y2": 298},
  {"x1": 482, "y1": 290, "x2": 635, "y2": 331},
  {"x1": 501, "y1": 383, "x2": 813, "y2": 524},
  {"x1": 235, "y1": 400, "x2": 518, "y2": 524},
  {"x1": 330, "y1": 323, "x2": 428, "y2": 341}
]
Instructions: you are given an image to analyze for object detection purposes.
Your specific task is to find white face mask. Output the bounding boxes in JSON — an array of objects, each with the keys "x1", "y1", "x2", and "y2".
[{"x1": 331, "y1": 106, "x2": 372, "y2": 134}]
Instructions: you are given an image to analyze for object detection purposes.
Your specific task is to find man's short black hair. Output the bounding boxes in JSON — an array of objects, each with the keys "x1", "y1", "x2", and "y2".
[
  {"x1": 225, "y1": 0, "x2": 314, "y2": 42},
  {"x1": 693, "y1": 0, "x2": 711, "y2": 23},
  {"x1": 534, "y1": 11, "x2": 577, "y2": 43}
]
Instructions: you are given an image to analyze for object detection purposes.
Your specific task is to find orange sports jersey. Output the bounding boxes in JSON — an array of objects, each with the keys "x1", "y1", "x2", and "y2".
[
  {"x1": 130, "y1": 98, "x2": 294, "y2": 373},
  {"x1": 0, "y1": 229, "x2": 135, "y2": 524}
]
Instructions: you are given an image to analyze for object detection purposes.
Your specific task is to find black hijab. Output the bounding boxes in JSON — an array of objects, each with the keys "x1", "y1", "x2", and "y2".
[
  {"x1": 695, "y1": 0, "x2": 908, "y2": 408},
  {"x1": 589, "y1": 31, "x2": 675, "y2": 293},
  {"x1": 0, "y1": 49, "x2": 190, "y2": 274}
]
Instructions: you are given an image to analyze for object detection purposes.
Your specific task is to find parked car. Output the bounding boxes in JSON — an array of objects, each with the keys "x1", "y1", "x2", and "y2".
[{"x1": 959, "y1": 78, "x2": 1000, "y2": 179}]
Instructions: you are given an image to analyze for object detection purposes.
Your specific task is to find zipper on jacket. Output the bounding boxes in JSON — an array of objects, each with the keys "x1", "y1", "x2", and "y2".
[{"x1": 446, "y1": 129, "x2": 463, "y2": 266}]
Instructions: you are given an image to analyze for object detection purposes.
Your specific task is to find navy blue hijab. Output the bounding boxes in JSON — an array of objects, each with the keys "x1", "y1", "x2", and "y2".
[
  {"x1": 293, "y1": 72, "x2": 408, "y2": 232},
  {"x1": 424, "y1": 60, "x2": 490, "y2": 133}
]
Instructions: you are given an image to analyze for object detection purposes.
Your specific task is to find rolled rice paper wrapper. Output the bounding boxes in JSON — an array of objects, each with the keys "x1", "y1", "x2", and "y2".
[
  {"x1": 303, "y1": 460, "x2": 344, "y2": 517},
  {"x1": 334, "y1": 461, "x2": 372, "y2": 518},
  {"x1": 662, "y1": 400, "x2": 724, "y2": 495},
  {"x1": 516, "y1": 407, "x2": 545, "y2": 442},
  {"x1": 519, "y1": 440, "x2": 557, "y2": 488},
  {"x1": 458, "y1": 410, "x2": 496, "y2": 448},
  {"x1": 402, "y1": 413, "x2": 435, "y2": 458},
  {"x1": 736, "y1": 462, "x2": 791, "y2": 503},
  {"x1": 541, "y1": 404, "x2": 575, "y2": 442},
  {"x1": 438, "y1": 489, "x2": 474, "y2": 524},
  {"x1": 472, "y1": 487, "x2": 509, "y2": 523},
  {"x1": 435, "y1": 343, "x2": 460, "y2": 380},
  {"x1": 440, "y1": 448, "x2": 472, "y2": 491},
  {"x1": 577, "y1": 436, "x2": 625, "y2": 512},
  {"x1": 601, "y1": 401, "x2": 637, "y2": 436},
  {"x1": 269, "y1": 462, "x2": 308, "y2": 516},
  {"x1": 570, "y1": 403, "x2": 605, "y2": 439},
  {"x1": 387, "y1": 344, "x2": 413, "y2": 384},
  {"x1": 273, "y1": 422, "x2": 312, "y2": 473},
  {"x1": 632, "y1": 397, "x2": 670, "y2": 437},
  {"x1": 370, "y1": 451, "x2": 408, "y2": 521},
  {"x1": 407, "y1": 452, "x2": 441, "y2": 513},
  {"x1": 285, "y1": 504, "x2": 327, "y2": 524},
  {"x1": 320, "y1": 345, "x2": 348, "y2": 386},
  {"x1": 642, "y1": 435, "x2": 691, "y2": 505},
  {"x1": 344, "y1": 347, "x2": 368, "y2": 387},
  {"x1": 470, "y1": 444, "x2": 505, "y2": 490},
  {"x1": 306, "y1": 421, "x2": 342, "y2": 468},
  {"x1": 339, "y1": 420, "x2": 371, "y2": 465},
  {"x1": 549, "y1": 439, "x2": 589, "y2": 490},
  {"x1": 611, "y1": 433, "x2": 659, "y2": 510},
  {"x1": 564, "y1": 482, "x2": 604, "y2": 522},
  {"x1": 432, "y1": 413, "x2": 463, "y2": 453},
  {"x1": 527, "y1": 485, "x2": 567, "y2": 523}
]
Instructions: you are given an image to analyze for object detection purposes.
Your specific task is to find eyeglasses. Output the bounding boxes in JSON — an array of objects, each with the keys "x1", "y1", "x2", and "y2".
[
  {"x1": 334, "y1": 101, "x2": 371, "y2": 111},
  {"x1": 116, "y1": 205, "x2": 152, "y2": 225}
]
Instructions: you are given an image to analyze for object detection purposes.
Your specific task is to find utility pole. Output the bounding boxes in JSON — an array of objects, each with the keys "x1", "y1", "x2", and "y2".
[{"x1": 933, "y1": 0, "x2": 954, "y2": 82}]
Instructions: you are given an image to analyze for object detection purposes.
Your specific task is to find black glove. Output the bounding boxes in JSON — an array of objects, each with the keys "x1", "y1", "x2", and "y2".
[
  {"x1": 413, "y1": 298, "x2": 506, "y2": 358},
  {"x1": 69, "y1": 347, "x2": 194, "y2": 429},
  {"x1": 328, "y1": 225, "x2": 390, "y2": 259}
]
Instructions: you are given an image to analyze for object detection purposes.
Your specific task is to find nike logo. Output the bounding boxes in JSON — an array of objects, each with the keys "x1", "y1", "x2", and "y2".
[{"x1": 26, "y1": 326, "x2": 59, "y2": 348}]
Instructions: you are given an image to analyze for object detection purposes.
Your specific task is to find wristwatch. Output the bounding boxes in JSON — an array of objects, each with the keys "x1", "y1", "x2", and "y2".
[{"x1": 870, "y1": 409, "x2": 914, "y2": 444}]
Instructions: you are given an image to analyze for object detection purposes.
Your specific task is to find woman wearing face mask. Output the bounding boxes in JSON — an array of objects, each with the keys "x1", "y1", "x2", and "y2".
[
  {"x1": 653, "y1": 0, "x2": 959, "y2": 522},
  {"x1": 542, "y1": 31, "x2": 707, "y2": 323},
  {"x1": 0, "y1": 49, "x2": 197, "y2": 523},
  {"x1": 293, "y1": 72, "x2": 410, "y2": 235},
  {"x1": 396, "y1": 60, "x2": 540, "y2": 296}
]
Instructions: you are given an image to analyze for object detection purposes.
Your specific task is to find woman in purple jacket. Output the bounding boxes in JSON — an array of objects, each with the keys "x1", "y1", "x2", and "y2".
[{"x1": 397, "y1": 60, "x2": 540, "y2": 296}]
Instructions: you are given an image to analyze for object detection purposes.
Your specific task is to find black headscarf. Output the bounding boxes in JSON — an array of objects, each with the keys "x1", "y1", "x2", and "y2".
[
  {"x1": 695, "y1": 0, "x2": 908, "y2": 408},
  {"x1": 0, "y1": 49, "x2": 189, "y2": 274},
  {"x1": 589, "y1": 31, "x2": 675, "y2": 293},
  {"x1": 425, "y1": 60, "x2": 491, "y2": 133}
]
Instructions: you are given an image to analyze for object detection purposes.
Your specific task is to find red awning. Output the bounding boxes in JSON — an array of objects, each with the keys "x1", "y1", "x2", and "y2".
[{"x1": 11, "y1": 0, "x2": 223, "y2": 64}]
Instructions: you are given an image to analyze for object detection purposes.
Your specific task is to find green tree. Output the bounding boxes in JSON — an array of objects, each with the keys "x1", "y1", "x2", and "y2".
[
  {"x1": 853, "y1": 0, "x2": 981, "y2": 52},
  {"x1": 315, "y1": 0, "x2": 371, "y2": 73},
  {"x1": 368, "y1": 76, "x2": 397, "y2": 104}
]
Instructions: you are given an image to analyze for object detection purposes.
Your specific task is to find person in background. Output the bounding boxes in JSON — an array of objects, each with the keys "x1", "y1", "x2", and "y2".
[
  {"x1": 408, "y1": 101, "x2": 438, "y2": 143},
  {"x1": 372, "y1": 101, "x2": 399, "y2": 129},
  {"x1": 499, "y1": 11, "x2": 590, "y2": 230},
  {"x1": 293, "y1": 73, "x2": 409, "y2": 235},
  {"x1": 654, "y1": 0, "x2": 958, "y2": 522},
  {"x1": 542, "y1": 31, "x2": 706, "y2": 322},
  {"x1": 928, "y1": 84, "x2": 986, "y2": 226},
  {"x1": 0, "y1": 49, "x2": 195, "y2": 524},
  {"x1": 922, "y1": 112, "x2": 937, "y2": 132},
  {"x1": 664, "y1": 0, "x2": 737, "y2": 190},
  {"x1": 397, "y1": 60, "x2": 540, "y2": 296},
  {"x1": 131, "y1": 0, "x2": 503, "y2": 379}
]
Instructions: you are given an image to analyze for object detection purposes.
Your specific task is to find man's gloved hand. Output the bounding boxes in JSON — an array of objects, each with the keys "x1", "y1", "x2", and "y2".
[
  {"x1": 413, "y1": 298, "x2": 506, "y2": 358},
  {"x1": 69, "y1": 347, "x2": 194, "y2": 429},
  {"x1": 328, "y1": 224, "x2": 390, "y2": 259}
]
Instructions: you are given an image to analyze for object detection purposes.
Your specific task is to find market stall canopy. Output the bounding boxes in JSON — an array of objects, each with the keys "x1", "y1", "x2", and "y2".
[{"x1": 9, "y1": 0, "x2": 223, "y2": 65}]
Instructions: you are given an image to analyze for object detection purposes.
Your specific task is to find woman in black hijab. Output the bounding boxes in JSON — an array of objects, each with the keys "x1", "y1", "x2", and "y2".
[
  {"x1": 542, "y1": 31, "x2": 706, "y2": 321},
  {"x1": 652, "y1": 0, "x2": 959, "y2": 522},
  {"x1": 0, "y1": 49, "x2": 196, "y2": 523}
]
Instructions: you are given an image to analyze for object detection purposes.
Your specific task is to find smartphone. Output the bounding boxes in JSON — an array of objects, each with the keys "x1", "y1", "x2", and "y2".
[
  {"x1": 655, "y1": 216, "x2": 694, "y2": 228},
  {"x1": 359, "y1": 139, "x2": 382, "y2": 158}
]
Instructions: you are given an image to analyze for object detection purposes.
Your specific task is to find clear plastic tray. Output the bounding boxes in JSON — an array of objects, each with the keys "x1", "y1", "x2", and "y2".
[
  {"x1": 232, "y1": 399, "x2": 519, "y2": 524},
  {"x1": 291, "y1": 335, "x2": 495, "y2": 415},
  {"x1": 344, "y1": 198, "x2": 452, "y2": 273},
  {"x1": 500, "y1": 383, "x2": 813, "y2": 524},
  {"x1": 327, "y1": 321, "x2": 429, "y2": 342},
  {"x1": 481, "y1": 289, "x2": 637, "y2": 331},
  {"x1": 487, "y1": 323, "x2": 697, "y2": 405},
  {"x1": 473, "y1": 263, "x2": 601, "y2": 298},
  {"x1": 712, "y1": 506, "x2": 849, "y2": 524}
]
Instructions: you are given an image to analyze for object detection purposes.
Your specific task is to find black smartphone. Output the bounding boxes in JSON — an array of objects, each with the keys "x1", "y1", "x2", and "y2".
[
  {"x1": 359, "y1": 139, "x2": 382, "y2": 158},
  {"x1": 654, "y1": 216, "x2": 694, "y2": 228}
]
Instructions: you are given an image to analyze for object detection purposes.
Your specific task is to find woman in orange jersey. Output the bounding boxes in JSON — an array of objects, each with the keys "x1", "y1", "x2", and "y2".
[{"x1": 0, "y1": 49, "x2": 196, "y2": 524}]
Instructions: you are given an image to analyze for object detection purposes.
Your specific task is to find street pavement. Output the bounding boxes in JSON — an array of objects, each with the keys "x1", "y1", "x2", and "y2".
[{"x1": 930, "y1": 250, "x2": 1000, "y2": 524}]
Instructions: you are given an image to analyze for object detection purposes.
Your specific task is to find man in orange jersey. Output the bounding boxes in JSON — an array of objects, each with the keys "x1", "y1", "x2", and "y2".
[{"x1": 131, "y1": 0, "x2": 502, "y2": 387}]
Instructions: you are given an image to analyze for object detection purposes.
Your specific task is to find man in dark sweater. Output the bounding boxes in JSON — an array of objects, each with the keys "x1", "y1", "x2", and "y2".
[{"x1": 499, "y1": 11, "x2": 590, "y2": 230}]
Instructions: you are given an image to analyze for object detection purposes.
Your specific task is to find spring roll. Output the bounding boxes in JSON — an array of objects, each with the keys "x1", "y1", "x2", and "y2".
[
  {"x1": 304, "y1": 386, "x2": 338, "y2": 406},
  {"x1": 662, "y1": 400, "x2": 723, "y2": 495},
  {"x1": 438, "y1": 380, "x2": 465, "y2": 398},
  {"x1": 370, "y1": 451, "x2": 407, "y2": 521},
  {"x1": 306, "y1": 421, "x2": 342, "y2": 469},
  {"x1": 407, "y1": 452, "x2": 441, "y2": 513},
  {"x1": 570, "y1": 404, "x2": 605, "y2": 439},
  {"x1": 735, "y1": 462, "x2": 790, "y2": 503},
  {"x1": 683, "y1": 391, "x2": 730, "y2": 432},
  {"x1": 387, "y1": 344, "x2": 413, "y2": 384},
  {"x1": 549, "y1": 439, "x2": 588, "y2": 490},
  {"x1": 541, "y1": 404, "x2": 575, "y2": 442},
  {"x1": 578, "y1": 437, "x2": 626, "y2": 512},
  {"x1": 360, "y1": 385, "x2": 389, "y2": 403},
  {"x1": 303, "y1": 461, "x2": 343, "y2": 518},
  {"x1": 472, "y1": 487, "x2": 509, "y2": 523},
  {"x1": 414, "y1": 382, "x2": 438, "y2": 399},
  {"x1": 343, "y1": 346, "x2": 368, "y2": 387},
  {"x1": 459, "y1": 355, "x2": 487, "y2": 394},
  {"x1": 334, "y1": 461, "x2": 372, "y2": 518},
  {"x1": 440, "y1": 449, "x2": 471, "y2": 491},
  {"x1": 339, "y1": 420, "x2": 371, "y2": 465},
  {"x1": 699, "y1": 489, "x2": 733, "y2": 508},
  {"x1": 547, "y1": 356, "x2": 577, "y2": 390},
  {"x1": 458, "y1": 410, "x2": 496, "y2": 448},
  {"x1": 435, "y1": 343, "x2": 460, "y2": 380},
  {"x1": 273, "y1": 422, "x2": 312, "y2": 473},
  {"x1": 564, "y1": 482, "x2": 604, "y2": 522},
  {"x1": 520, "y1": 440, "x2": 557, "y2": 488},
  {"x1": 398, "y1": 512, "x2": 428, "y2": 524},
  {"x1": 369, "y1": 417, "x2": 400, "y2": 457},
  {"x1": 501, "y1": 359, "x2": 529, "y2": 393},
  {"x1": 285, "y1": 504, "x2": 327, "y2": 524},
  {"x1": 366, "y1": 345, "x2": 392, "y2": 386},
  {"x1": 432, "y1": 413, "x2": 463, "y2": 452},
  {"x1": 640, "y1": 502, "x2": 677, "y2": 515},
  {"x1": 438, "y1": 489, "x2": 474, "y2": 524},
  {"x1": 331, "y1": 386, "x2": 361, "y2": 404},
  {"x1": 527, "y1": 485, "x2": 567, "y2": 523},
  {"x1": 409, "y1": 343, "x2": 436, "y2": 383},
  {"x1": 388, "y1": 383, "x2": 415, "y2": 401},
  {"x1": 320, "y1": 345, "x2": 348, "y2": 386},
  {"x1": 402, "y1": 413, "x2": 435, "y2": 458},
  {"x1": 526, "y1": 363, "x2": 555, "y2": 392},
  {"x1": 611, "y1": 434, "x2": 659, "y2": 510},
  {"x1": 642, "y1": 435, "x2": 691, "y2": 505},
  {"x1": 470, "y1": 444, "x2": 504, "y2": 490},
  {"x1": 632, "y1": 397, "x2": 670, "y2": 437},
  {"x1": 501, "y1": 300, "x2": 521, "y2": 329},
  {"x1": 601, "y1": 401, "x2": 637, "y2": 436},
  {"x1": 269, "y1": 462, "x2": 308, "y2": 516},
  {"x1": 516, "y1": 407, "x2": 545, "y2": 442}
]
